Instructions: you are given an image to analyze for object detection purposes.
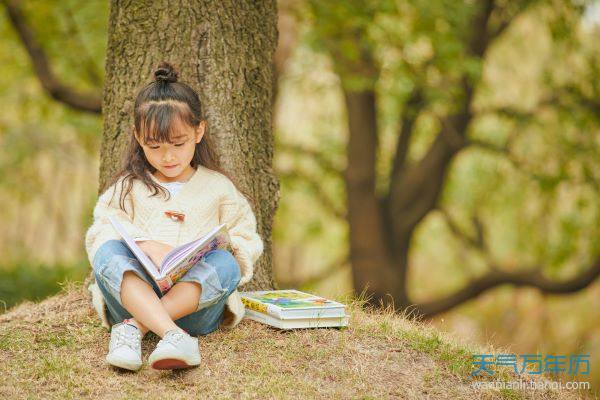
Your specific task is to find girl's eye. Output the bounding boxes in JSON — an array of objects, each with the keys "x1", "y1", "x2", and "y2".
[{"x1": 147, "y1": 142, "x2": 184, "y2": 149}]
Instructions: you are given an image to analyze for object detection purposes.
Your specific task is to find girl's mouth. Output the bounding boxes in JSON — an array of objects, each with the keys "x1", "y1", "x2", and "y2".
[{"x1": 164, "y1": 164, "x2": 178, "y2": 169}]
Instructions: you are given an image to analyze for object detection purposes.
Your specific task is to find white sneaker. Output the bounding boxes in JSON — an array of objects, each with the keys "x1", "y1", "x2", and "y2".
[
  {"x1": 106, "y1": 322, "x2": 143, "y2": 371},
  {"x1": 148, "y1": 328, "x2": 201, "y2": 370}
]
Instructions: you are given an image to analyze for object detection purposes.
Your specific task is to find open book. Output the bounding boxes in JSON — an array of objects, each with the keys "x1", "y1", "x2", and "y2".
[{"x1": 108, "y1": 216, "x2": 232, "y2": 294}]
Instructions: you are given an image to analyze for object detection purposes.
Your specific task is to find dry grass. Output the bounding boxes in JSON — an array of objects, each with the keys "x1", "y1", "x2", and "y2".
[{"x1": 0, "y1": 282, "x2": 590, "y2": 400}]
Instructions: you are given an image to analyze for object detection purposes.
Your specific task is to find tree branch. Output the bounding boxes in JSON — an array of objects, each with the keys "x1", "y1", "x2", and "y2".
[
  {"x1": 437, "y1": 207, "x2": 506, "y2": 278},
  {"x1": 438, "y1": 208, "x2": 487, "y2": 252},
  {"x1": 390, "y1": 88, "x2": 423, "y2": 181},
  {"x1": 467, "y1": 0, "x2": 495, "y2": 58},
  {"x1": 387, "y1": 0, "x2": 500, "y2": 237},
  {"x1": 478, "y1": 87, "x2": 598, "y2": 124},
  {"x1": 279, "y1": 253, "x2": 350, "y2": 288},
  {"x1": 468, "y1": 138, "x2": 510, "y2": 154},
  {"x1": 277, "y1": 168, "x2": 346, "y2": 220},
  {"x1": 411, "y1": 256, "x2": 600, "y2": 317},
  {"x1": 2, "y1": 0, "x2": 102, "y2": 113},
  {"x1": 388, "y1": 113, "x2": 469, "y2": 237},
  {"x1": 471, "y1": 136, "x2": 600, "y2": 195},
  {"x1": 488, "y1": 0, "x2": 544, "y2": 42},
  {"x1": 561, "y1": 84, "x2": 600, "y2": 118},
  {"x1": 276, "y1": 140, "x2": 344, "y2": 176}
]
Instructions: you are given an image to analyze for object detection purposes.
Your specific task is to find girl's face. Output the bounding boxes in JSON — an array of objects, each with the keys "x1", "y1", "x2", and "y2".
[{"x1": 136, "y1": 119, "x2": 206, "y2": 183}]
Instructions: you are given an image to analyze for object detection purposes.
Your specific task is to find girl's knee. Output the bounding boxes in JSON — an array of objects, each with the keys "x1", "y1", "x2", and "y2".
[
  {"x1": 223, "y1": 261, "x2": 241, "y2": 289},
  {"x1": 92, "y1": 239, "x2": 132, "y2": 272},
  {"x1": 92, "y1": 267, "x2": 103, "y2": 284},
  {"x1": 205, "y1": 248, "x2": 233, "y2": 262},
  {"x1": 206, "y1": 250, "x2": 241, "y2": 290}
]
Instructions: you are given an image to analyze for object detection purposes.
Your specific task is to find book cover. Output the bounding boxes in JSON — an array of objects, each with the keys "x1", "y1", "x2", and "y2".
[
  {"x1": 108, "y1": 216, "x2": 232, "y2": 293},
  {"x1": 239, "y1": 289, "x2": 347, "y2": 320}
]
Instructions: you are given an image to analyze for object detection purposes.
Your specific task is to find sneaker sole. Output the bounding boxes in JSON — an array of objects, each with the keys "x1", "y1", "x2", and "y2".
[
  {"x1": 151, "y1": 358, "x2": 199, "y2": 370},
  {"x1": 106, "y1": 355, "x2": 142, "y2": 371}
]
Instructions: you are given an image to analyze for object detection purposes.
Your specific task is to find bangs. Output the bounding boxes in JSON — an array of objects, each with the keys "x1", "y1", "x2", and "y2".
[{"x1": 136, "y1": 100, "x2": 196, "y2": 144}]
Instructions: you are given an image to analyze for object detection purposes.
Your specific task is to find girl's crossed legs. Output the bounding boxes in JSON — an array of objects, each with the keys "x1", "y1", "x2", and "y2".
[{"x1": 91, "y1": 239, "x2": 241, "y2": 337}]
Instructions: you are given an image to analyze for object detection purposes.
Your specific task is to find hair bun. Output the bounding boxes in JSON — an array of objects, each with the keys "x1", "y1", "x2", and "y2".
[{"x1": 154, "y1": 62, "x2": 178, "y2": 83}]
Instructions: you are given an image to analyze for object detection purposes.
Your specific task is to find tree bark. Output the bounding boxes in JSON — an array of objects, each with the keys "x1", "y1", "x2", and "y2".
[{"x1": 98, "y1": 0, "x2": 279, "y2": 290}]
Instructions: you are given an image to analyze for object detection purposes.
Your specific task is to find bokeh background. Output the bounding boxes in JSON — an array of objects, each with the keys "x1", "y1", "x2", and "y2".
[{"x1": 1, "y1": 0, "x2": 598, "y2": 390}]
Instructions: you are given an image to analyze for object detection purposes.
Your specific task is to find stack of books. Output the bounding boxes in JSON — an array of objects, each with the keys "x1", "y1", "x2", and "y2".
[{"x1": 239, "y1": 289, "x2": 349, "y2": 330}]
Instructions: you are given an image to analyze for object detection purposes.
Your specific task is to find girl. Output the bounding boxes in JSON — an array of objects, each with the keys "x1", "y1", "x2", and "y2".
[{"x1": 85, "y1": 62, "x2": 263, "y2": 372}]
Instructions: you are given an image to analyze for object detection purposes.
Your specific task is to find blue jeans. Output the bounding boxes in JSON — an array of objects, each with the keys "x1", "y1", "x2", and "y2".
[{"x1": 92, "y1": 239, "x2": 241, "y2": 336}]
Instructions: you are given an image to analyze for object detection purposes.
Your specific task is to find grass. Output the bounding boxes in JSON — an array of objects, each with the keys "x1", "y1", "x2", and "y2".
[
  {"x1": 0, "y1": 260, "x2": 88, "y2": 311},
  {"x1": 0, "y1": 281, "x2": 591, "y2": 399}
]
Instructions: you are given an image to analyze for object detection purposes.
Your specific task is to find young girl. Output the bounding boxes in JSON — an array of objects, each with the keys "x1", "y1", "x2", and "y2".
[{"x1": 85, "y1": 62, "x2": 263, "y2": 372}]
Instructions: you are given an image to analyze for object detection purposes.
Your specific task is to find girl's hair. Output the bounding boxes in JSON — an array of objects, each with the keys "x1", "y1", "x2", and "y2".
[{"x1": 106, "y1": 62, "x2": 247, "y2": 213}]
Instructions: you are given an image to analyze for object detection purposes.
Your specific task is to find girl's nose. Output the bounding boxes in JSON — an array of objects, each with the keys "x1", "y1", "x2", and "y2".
[{"x1": 162, "y1": 151, "x2": 175, "y2": 162}]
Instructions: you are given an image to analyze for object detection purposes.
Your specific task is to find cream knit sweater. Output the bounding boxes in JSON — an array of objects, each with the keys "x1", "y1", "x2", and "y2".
[{"x1": 84, "y1": 165, "x2": 263, "y2": 330}]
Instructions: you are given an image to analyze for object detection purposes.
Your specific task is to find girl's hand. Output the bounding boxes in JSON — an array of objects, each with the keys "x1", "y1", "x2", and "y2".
[{"x1": 137, "y1": 240, "x2": 174, "y2": 271}]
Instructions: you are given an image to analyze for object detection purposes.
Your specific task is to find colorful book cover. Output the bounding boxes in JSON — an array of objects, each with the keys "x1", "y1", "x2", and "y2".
[{"x1": 240, "y1": 289, "x2": 346, "y2": 320}]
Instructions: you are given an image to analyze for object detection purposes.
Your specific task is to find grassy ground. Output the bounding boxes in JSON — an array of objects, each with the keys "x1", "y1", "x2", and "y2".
[
  {"x1": 0, "y1": 281, "x2": 590, "y2": 399},
  {"x1": 0, "y1": 261, "x2": 88, "y2": 311}
]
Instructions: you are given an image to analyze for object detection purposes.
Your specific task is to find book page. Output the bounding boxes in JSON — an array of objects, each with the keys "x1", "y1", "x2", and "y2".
[
  {"x1": 160, "y1": 224, "x2": 228, "y2": 273},
  {"x1": 159, "y1": 237, "x2": 205, "y2": 272},
  {"x1": 107, "y1": 216, "x2": 160, "y2": 279}
]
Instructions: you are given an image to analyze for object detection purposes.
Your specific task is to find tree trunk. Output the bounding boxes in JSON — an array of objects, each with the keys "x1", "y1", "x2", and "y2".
[
  {"x1": 343, "y1": 90, "x2": 404, "y2": 308},
  {"x1": 97, "y1": 0, "x2": 279, "y2": 290}
]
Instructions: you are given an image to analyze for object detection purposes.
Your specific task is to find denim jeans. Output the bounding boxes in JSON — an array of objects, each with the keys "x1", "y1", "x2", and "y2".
[{"x1": 91, "y1": 239, "x2": 241, "y2": 336}]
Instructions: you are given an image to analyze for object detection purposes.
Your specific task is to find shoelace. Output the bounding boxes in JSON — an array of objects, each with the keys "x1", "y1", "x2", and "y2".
[
  {"x1": 157, "y1": 329, "x2": 186, "y2": 348},
  {"x1": 113, "y1": 325, "x2": 141, "y2": 351}
]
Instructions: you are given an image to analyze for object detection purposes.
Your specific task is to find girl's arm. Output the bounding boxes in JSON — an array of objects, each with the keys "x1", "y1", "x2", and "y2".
[
  {"x1": 85, "y1": 180, "x2": 152, "y2": 266},
  {"x1": 219, "y1": 181, "x2": 264, "y2": 286}
]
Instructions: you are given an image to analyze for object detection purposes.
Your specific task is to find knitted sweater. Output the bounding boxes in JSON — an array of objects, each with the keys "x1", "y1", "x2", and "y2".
[{"x1": 84, "y1": 165, "x2": 264, "y2": 330}]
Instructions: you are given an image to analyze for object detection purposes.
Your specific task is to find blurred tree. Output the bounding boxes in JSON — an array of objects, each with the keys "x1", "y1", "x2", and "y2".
[
  {"x1": 2, "y1": 0, "x2": 102, "y2": 112},
  {"x1": 293, "y1": 0, "x2": 600, "y2": 315},
  {"x1": 0, "y1": 0, "x2": 106, "y2": 267}
]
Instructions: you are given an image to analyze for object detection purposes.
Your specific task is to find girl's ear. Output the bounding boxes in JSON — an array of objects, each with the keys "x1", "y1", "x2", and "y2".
[{"x1": 195, "y1": 120, "x2": 206, "y2": 143}]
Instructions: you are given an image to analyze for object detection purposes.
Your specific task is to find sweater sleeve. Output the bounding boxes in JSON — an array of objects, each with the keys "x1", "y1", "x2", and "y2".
[
  {"x1": 84, "y1": 179, "x2": 150, "y2": 266},
  {"x1": 219, "y1": 180, "x2": 263, "y2": 286}
]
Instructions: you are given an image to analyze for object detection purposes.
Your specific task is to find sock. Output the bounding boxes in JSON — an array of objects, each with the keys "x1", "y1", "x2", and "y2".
[{"x1": 123, "y1": 318, "x2": 141, "y2": 331}]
